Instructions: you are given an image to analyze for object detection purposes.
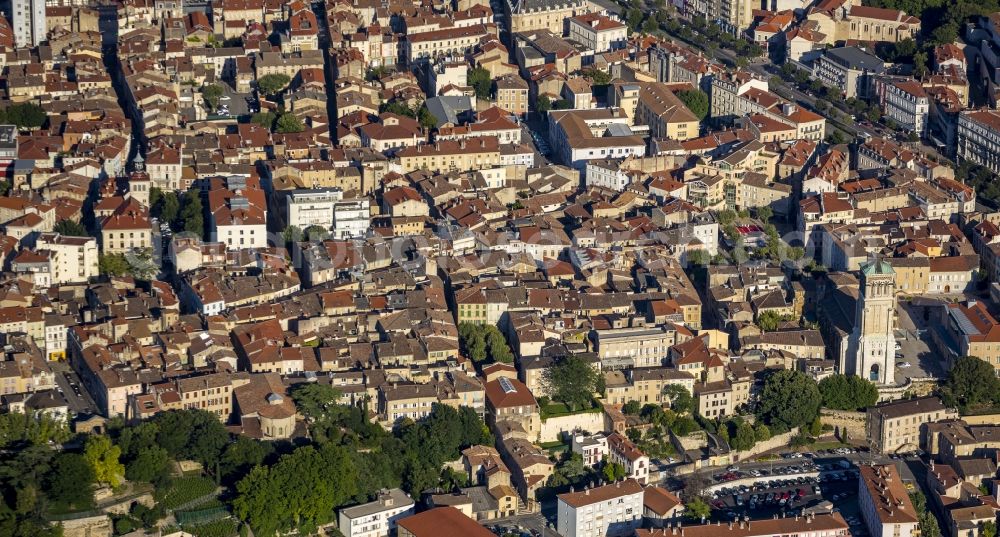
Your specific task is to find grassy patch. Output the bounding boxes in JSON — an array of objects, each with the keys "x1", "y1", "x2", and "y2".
[
  {"x1": 806, "y1": 440, "x2": 854, "y2": 451},
  {"x1": 540, "y1": 401, "x2": 602, "y2": 420}
]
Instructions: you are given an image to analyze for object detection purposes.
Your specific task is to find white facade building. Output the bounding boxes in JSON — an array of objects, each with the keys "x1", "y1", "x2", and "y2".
[
  {"x1": 882, "y1": 80, "x2": 929, "y2": 137},
  {"x1": 607, "y1": 432, "x2": 650, "y2": 484},
  {"x1": 285, "y1": 189, "x2": 371, "y2": 239},
  {"x1": 586, "y1": 159, "x2": 630, "y2": 191},
  {"x1": 567, "y1": 13, "x2": 628, "y2": 52},
  {"x1": 36, "y1": 233, "x2": 99, "y2": 284},
  {"x1": 557, "y1": 479, "x2": 644, "y2": 537},
  {"x1": 571, "y1": 433, "x2": 609, "y2": 467},
  {"x1": 338, "y1": 488, "x2": 415, "y2": 537},
  {"x1": 12, "y1": 0, "x2": 46, "y2": 48}
]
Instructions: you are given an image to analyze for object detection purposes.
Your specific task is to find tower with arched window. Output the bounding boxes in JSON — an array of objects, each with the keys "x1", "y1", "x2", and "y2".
[{"x1": 846, "y1": 256, "x2": 896, "y2": 385}]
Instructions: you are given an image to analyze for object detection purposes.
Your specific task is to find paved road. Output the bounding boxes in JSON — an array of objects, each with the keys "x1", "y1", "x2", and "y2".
[
  {"x1": 658, "y1": 24, "x2": 950, "y2": 162},
  {"x1": 51, "y1": 364, "x2": 99, "y2": 416}
]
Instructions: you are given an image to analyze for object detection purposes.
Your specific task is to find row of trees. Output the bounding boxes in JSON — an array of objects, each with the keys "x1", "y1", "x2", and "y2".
[
  {"x1": 379, "y1": 101, "x2": 438, "y2": 130},
  {"x1": 1, "y1": 390, "x2": 497, "y2": 537},
  {"x1": 150, "y1": 188, "x2": 205, "y2": 237},
  {"x1": 757, "y1": 371, "x2": 881, "y2": 433},
  {"x1": 458, "y1": 322, "x2": 514, "y2": 364},
  {"x1": 0, "y1": 103, "x2": 47, "y2": 129}
]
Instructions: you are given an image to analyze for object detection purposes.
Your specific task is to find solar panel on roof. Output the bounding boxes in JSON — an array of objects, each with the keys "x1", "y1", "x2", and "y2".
[{"x1": 498, "y1": 377, "x2": 516, "y2": 394}]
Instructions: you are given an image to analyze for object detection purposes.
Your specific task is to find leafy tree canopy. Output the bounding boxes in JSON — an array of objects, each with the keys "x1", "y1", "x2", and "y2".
[
  {"x1": 818, "y1": 374, "x2": 879, "y2": 411},
  {"x1": 677, "y1": 89, "x2": 709, "y2": 121},
  {"x1": 256, "y1": 74, "x2": 291, "y2": 96},
  {"x1": 756, "y1": 370, "x2": 821, "y2": 431},
  {"x1": 542, "y1": 355, "x2": 599, "y2": 411}
]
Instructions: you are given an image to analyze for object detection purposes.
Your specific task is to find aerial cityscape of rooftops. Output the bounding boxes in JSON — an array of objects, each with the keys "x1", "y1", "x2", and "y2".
[{"x1": 4, "y1": 0, "x2": 1000, "y2": 535}]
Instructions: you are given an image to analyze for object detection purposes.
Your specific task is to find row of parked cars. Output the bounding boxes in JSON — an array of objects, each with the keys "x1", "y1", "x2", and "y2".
[{"x1": 713, "y1": 462, "x2": 820, "y2": 483}]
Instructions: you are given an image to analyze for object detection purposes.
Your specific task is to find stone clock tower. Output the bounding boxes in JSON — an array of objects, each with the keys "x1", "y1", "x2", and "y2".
[{"x1": 846, "y1": 256, "x2": 896, "y2": 385}]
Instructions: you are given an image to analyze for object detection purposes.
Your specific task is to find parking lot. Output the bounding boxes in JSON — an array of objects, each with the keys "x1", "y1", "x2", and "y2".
[
  {"x1": 701, "y1": 448, "x2": 900, "y2": 536},
  {"x1": 709, "y1": 466, "x2": 862, "y2": 525},
  {"x1": 51, "y1": 364, "x2": 98, "y2": 416},
  {"x1": 895, "y1": 300, "x2": 947, "y2": 381}
]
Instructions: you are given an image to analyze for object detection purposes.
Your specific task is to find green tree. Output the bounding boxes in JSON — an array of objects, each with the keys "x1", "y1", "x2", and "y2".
[
  {"x1": 553, "y1": 99, "x2": 573, "y2": 110},
  {"x1": 276, "y1": 113, "x2": 305, "y2": 133},
  {"x1": 625, "y1": 8, "x2": 643, "y2": 31},
  {"x1": 53, "y1": 219, "x2": 87, "y2": 236},
  {"x1": 731, "y1": 421, "x2": 756, "y2": 451},
  {"x1": 250, "y1": 111, "x2": 277, "y2": 129},
  {"x1": 602, "y1": 461, "x2": 627, "y2": 482},
  {"x1": 380, "y1": 101, "x2": 416, "y2": 118},
  {"x1": 0, "y1": 412, "x2": 71, "y2": 448},
  {"x1": 818, "y1": 374, "x2": 879, "y2": 410},
  {"x1": 685, "y1": 497, "x2": 711, "y2": 521},
  {"x1": 581, "y1": 67, "x2": 611, "y2": 87},
  {"x1": 484, "y1": 326, "x2": 514, "y2": 363},
  {"x1": 542, "y1": 355, "x2": 598, "y2": 411},
  {"x1": 756, "y1": 206, "x2": 773, "y2": 222},
  {"x1": 201, "y1": 84, "x2": 224, "y2": 110},
  {"x1": 663, "y1": 384, "x2": 694, "y2": 414},
  {"x1": 913, "y1": 51, "x2": 928, "y2": 79},
  {"x1": 754, "y1": 423, "x2": 771, "y2": 442},
  {"x1": 756, "y1": 310, "x2": 783, "y2": 331},
  {"x1": 418, "y1": 106, "x2": 437, "y2": 130},
  {"x1": 982, "y1": 521, "x2": 996, "y2": 537},
  {"x1": 282, "y1": 225, "x2": 304, "y2": 244},
  {"x1": 809, "y1": 416, "x2": 823, "y2": 437},
  {"x1": 151, "y1": 188, "x2": 180, "y2": 226},
  {"x1": 642, "y1": 16, "x2": 659, "y2": 33},
  {"x1": 179, "y1": 189, "x2": 204, "y2": 237},
  {"x1": 256, "y1": 73, "x2": 291, "y2": 96},
  {"x1": 536, "y1": 95, "x2": 552, "y2": 114},
  {"x1": 99, "y1": 253, "x2": 130, "y2": 276},
  {"x1": 459, "y1": 323, "x2": 488, "y2": 362},
  {"x1": 677, "y1": 89, "x2": 709, "y2": 121},
  {"x1": 84, "y1": 435, "x2": 125, "y2": 489},
  {"x1": 290, "y1": 383, "x2": 342, "y2": 421},
  {"x1": 623, "y1": 400, "x2": 642, "y2": 415},
  {"x1": 468, "y1": 67, "x2": 492, "y2": 100},
  {"x1": 44, "y1": 453, "x2": 95, "y2": 510},
  {"x1": 220, "y1": 436, "x2": 274, "y2": 484},
  {"x1": 304, "y1": 225, "x2": 329, "y2": 241},
  {"x1": 942, "y1": 356, "x2": 1000, "y2": 408},
  {"x1": 756, "y1": 370, "x2": 821, "y2": 431},
  {"x1": 125, "y1": 446, "x2": 169, "y2": 483},
  {"x1": 0, "y1": 103, "x2": 47, "y2": 129}
]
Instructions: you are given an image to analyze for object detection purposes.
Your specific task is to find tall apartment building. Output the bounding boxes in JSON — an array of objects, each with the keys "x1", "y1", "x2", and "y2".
[
  {"x1": 866, "y1": 396, "x2": 957, "y2": 454},
  {"x1": 858, "y1": 465, "x2": 919, "y2": 537},
  {"x1": 338, "y1": 488, "x2": 415, "y2": 537},
  {"x1": 880, "y1": 80, "x2": 929, "y2": 137},
  {"x1": 812, "y1": 46, "x2": 886, "y2": 99},
  {"x1": 10, "y1": 0, "x2": 46, "y2": 47},
  {"x1": 557, "y1": 479, "x2": 645, "y2": 537},
  {"x1": 284, "y1": 189, "x2": 371, "y2": 239},
  {"x1": 35, "y1": 233, "x2": 99, "y2": 284},
  {"x1": 957, "y1": 109, "x2": 1000, "y2": 174}
]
